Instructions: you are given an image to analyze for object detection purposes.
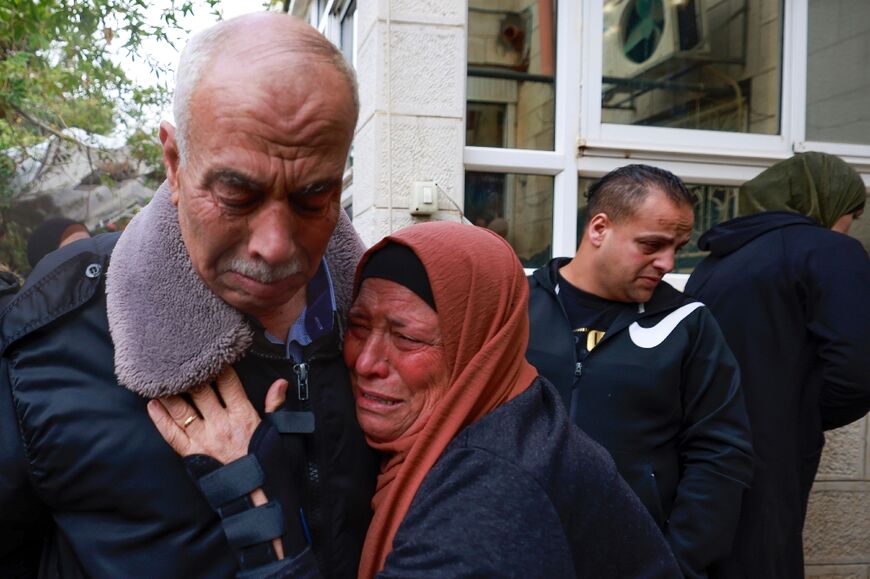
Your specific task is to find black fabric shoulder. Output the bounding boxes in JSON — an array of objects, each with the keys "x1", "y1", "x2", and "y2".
[
  {"x1": 644, "y1": 279, "x2": 694, "y2": 314},
  {"x1": 0, "y1": 233, "x2": 119, "y2": 356},
  {"x1": 381, "y1": 444, "x2": 575, "y2": 578},
  {"x1": 529, "y1": 257, "x2": 570, "y2": 293}
]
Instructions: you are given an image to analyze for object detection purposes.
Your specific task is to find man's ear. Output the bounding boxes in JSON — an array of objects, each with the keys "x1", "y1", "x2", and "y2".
[
  {"x1": 586, "y1": 213, "x2": 610, "y2": 248},
  {"x1": 159, "y1": 121, "x2": 181, "y2": 206}
]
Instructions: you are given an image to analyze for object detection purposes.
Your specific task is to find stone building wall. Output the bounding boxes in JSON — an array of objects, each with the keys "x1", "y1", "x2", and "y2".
[
  {"x1": 349, "y1": 0, "x2": 466, "y2": 247},
  {"x1": 805, "y1": 417, "x2": 870, "y2": 578}
]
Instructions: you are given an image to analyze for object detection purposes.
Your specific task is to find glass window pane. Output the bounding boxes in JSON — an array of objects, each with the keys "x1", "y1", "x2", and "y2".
[
  {"x1": 806, "y1": 0, "x2": 870, "y2": 145},
  {"x1": 467, "y1": 0, "x2": 557, "y2": 150},
  {"x1": 601, "y1": 0, "x2": 782, "y2": 135},
  {"x1": 465, "y1": 171, "x2": 553, "y2": 267},
  {"x1": 578, "y1": 177, "x2": 738, "y2": 272},
  {"x1": 340, "y1": 1, "x2": 356, "y2": 67}
]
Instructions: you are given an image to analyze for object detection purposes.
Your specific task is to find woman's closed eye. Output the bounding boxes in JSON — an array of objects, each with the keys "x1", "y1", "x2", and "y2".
[
  {"x1": 347, "y1": 318, "x2": 371, "y2": 337},
  {"x1": 395, "y1": 333, "x2": 424, "y2": 347}
]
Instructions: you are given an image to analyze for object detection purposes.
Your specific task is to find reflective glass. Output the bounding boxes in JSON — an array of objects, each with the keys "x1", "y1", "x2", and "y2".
[
  {"x1": 467, "y1": 0, "x2": 557, "y2": 150},
  {"x1": 806, "y1": 0, "x2": 870, "y2": 145},
  {"x1": 601, "y1": 0, "x2": 782, "y2": 135},
  {"x1": 465, "y1": 172, "x2": 554, "y2": 267}
]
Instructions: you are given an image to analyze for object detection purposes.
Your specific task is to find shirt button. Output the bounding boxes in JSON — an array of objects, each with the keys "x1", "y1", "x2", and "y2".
[{"x1": 85, "y1": 263, "x2": 102, "y2": 278}]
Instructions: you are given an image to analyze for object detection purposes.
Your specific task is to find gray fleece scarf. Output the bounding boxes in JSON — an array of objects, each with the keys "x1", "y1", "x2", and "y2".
[{"x1": 106, "y1": 181, "x2": 364, "y2": 399}]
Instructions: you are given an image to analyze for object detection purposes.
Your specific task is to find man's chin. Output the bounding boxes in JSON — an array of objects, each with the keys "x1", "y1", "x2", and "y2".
[
  {"x1": 218, "y1": 275, "x2": 307, "y2": 315},
  {"x1": 628, "y1": 287, "x2": 657, "y2": 304}
]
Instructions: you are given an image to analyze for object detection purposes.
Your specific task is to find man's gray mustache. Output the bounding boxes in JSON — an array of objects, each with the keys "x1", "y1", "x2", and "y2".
[{"x1": 224, "y1": 258, "x2": 304, "y2": 283}]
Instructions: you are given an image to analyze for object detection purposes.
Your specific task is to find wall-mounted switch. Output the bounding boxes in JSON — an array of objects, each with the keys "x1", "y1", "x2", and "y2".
[{"x1": 410, "y1": 181, "x2": 438, "y2": 216}]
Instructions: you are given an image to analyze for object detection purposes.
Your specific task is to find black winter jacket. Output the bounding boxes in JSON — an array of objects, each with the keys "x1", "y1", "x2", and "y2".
[
  {"x1": 230, "y1": 378, "x2": 683, "y2": 579},
  {"x1": 0, "y1": 234, "x2": 377, "y2": 578},
  {"x1": 382, "y1": 378, "x2": 680, "y2": 578},
  {"x1": 686, "y1": 211, "x2": 870, "y2": 579},
  {"x1": 527, "y1": 259, "x2": 754, "y2": 579}
]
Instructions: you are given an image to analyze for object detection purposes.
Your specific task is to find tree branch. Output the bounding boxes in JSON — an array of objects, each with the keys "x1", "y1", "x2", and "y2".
[{"x1": 10, "y1": 104, "x2": 100, "y2": 150}]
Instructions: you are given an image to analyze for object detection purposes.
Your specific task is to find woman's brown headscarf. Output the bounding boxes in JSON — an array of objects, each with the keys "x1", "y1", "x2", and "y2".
[
  {"x1": 355, "y1": 221, "x2": 539, "y2": 578},
  {"x1": 738, "y1": 152, "x2": 866, "y2": 228}
]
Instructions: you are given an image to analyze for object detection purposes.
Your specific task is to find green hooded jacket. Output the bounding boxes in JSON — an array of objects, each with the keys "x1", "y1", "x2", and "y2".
[{"x1": 739, "y1": 152, "x2": 866, "y2": 228}]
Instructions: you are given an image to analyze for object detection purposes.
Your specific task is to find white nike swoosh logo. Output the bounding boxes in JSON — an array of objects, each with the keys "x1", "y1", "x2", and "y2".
[{"x1": 628, "y1": 302, "x2": 705, "y2": 349}]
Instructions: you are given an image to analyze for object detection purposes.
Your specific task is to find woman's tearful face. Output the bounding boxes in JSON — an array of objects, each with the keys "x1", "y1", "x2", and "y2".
[{"x1": 344, "y1": 278, "x2": 450, "y2": 443}]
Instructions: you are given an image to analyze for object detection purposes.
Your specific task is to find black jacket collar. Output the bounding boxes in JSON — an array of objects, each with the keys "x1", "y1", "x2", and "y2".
[{"x1": 532, "y1": 257, "x2": 688, "y2": 319}]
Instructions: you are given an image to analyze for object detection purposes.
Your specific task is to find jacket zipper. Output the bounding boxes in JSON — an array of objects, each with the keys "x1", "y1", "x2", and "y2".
[
  {"x1": 292, "y1": 359, "x2": 323, "y2": 567},
  {"x1": 293, "y1": 362, "x2": 309, "y2": 401}
]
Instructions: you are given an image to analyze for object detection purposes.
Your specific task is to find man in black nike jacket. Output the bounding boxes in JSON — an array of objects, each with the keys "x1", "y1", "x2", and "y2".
[{"x1": 526, "y1": 165, "x2": 753, "y2": 579}]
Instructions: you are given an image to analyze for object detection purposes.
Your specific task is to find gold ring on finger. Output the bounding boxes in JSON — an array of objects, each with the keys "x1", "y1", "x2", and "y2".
[{"x1": 182, "y1": 414, "x2": 199, "y2": 429}]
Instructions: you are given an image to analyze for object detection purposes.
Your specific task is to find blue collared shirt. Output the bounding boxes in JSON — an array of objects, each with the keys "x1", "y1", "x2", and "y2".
[{"x1": 265, "y1": 258, "x2": 337, "y2": 362}]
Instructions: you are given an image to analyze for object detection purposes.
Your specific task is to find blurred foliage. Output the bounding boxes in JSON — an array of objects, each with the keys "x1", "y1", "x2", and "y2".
[{"x1": 0, "y1": 0, "x2": 222, "y2": 276}]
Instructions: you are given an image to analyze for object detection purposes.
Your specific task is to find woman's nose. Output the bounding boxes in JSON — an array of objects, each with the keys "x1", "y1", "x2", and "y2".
[{"x1": 352, "y1": 333, "x2": 390, "y2": 378}]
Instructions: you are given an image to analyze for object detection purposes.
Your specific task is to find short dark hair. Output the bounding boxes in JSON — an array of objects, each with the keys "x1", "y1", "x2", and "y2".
[{"x1": 585, "y1": 164, "x2": 693, "y2": 224}]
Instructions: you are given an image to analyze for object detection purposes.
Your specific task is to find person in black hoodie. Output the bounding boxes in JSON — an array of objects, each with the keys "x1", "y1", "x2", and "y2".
[
  {"x1": 686, "y1": 152, "x2": 870, "y2": 579},
  {"x1": 527, "y1": 165, "x2": 754, "y2": 579}
]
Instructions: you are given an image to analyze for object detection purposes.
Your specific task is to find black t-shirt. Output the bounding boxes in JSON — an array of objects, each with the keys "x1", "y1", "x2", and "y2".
[{"x1": 557, "y1": 272, "x2": 625, "y2": 362}]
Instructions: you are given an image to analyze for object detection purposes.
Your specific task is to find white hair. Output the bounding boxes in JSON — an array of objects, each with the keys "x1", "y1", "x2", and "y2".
[
  {"x1": 172, "y1": 14, "x2": 359, "y2": 166},
  {"x1": 173, "y1": 20, "x2": 230, "y2": 165}
]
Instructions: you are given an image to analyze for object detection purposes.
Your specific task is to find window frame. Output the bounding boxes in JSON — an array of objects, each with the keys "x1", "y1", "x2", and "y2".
[
  {"x1": 581, "y1": 0, "x2": 802, "y2": 159},
  {"x1": 463, "y1": 0, "x2": 870, "y2": 266}
]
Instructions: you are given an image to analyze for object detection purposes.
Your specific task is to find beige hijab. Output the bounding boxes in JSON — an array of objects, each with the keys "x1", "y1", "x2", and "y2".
[{"x1": 355, "y1": 221, "x2": 539, "y2": 578}]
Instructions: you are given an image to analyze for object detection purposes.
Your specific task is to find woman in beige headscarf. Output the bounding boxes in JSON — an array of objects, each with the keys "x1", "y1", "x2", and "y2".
[{"x1": 151, "y1": 221, "x2": 680, "y2": 578}]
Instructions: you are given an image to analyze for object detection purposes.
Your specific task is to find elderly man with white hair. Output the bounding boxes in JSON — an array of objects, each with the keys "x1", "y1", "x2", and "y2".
[{"x1": 0, "y1": 13, "x2": 377, "y2": 578}]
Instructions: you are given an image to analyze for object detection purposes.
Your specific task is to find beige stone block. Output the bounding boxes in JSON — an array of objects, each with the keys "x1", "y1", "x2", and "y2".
[
  {"x1": 469, "y1": 0, "x2": 521, "y2": 11},
  {"x1": 804, "y1": 482, "x2": 870, "y2": 564},
  {"x1": 389, "y1": 24, "x2": 465, "y2": 118},
  {"x1": 355, "y1": 114, "x2": 463, "y2": 215},
  {"x1": 818, "y1": 417, "x2": 867, "y2": 481},
  {"x1": 350, "y1": 117, "x2": 378, "y2": 214},
  {"x1": 391, "y1": 0, "x2": 464, "y2": 25},
  {"x1": 867, "y1": 413, "x2": 870, "y2": 479},
  {"x1": 805, "y1": 564, "x2": 869, "y2": 579},
  {"x1": 346, "y1": 207, "x2": 379, "y2": 248},
  {"x1": 350, "y1": 207, "x2": 462, "y2": 247},
  {"x1": 378, "y1": 115, "x2": 464, "y2": 209},
  {"x1": 356, "y1": 25, "x2": 389, "y2": 124},
  {"x1": 357, "y1": 0, "x2": 387, "y2": 47}
]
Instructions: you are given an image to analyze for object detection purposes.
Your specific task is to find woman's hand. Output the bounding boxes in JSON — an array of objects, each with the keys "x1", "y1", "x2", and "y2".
[
  {"x1": 147, "y1": 368, "x2": 290, "y2": 560},
  {"x1": 147, "y1": 366, "x2": 288, "y2": 463}
]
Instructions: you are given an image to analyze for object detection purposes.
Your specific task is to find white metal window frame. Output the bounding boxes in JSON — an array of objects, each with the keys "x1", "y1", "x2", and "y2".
[
  {"x1": 464, "y1": 0, "x2": 582, "y2": 259},
  {"x1": 464, "y1": 0, "x2": 870, "y2": 264},
  {"x1": 580, "y1": 0, "x2": 802, "y2": 160}
]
